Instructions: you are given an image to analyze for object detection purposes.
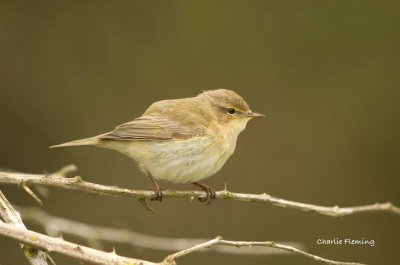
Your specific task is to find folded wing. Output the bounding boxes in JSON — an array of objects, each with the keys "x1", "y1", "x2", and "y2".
[{"x1": 100, "y1": 115, "x2": 197, "y2": 141}]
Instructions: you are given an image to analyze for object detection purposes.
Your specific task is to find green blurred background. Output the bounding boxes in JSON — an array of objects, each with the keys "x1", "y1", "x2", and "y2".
[{"x1": 1, "y1": 1, "x2": 399, "y2": 264}]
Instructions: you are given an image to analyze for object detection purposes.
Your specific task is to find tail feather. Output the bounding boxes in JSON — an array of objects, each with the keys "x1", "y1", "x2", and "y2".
[{"x1": 50, "y1": 137, "x2": 99, "y2": 148}]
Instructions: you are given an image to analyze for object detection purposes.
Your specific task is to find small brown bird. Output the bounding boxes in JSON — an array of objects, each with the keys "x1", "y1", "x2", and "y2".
[{"x1": 51, "y1": 89, "x2": 264, "y2": 204}]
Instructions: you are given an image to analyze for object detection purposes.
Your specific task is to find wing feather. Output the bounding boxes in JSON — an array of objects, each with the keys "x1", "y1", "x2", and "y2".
[{"x1": 100, "y1": 115, "x2": 196, "y2": 141}]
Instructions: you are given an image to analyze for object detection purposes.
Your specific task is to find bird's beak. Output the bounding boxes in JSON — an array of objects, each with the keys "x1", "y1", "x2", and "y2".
[{"x1": 246, "y1": 112, "x2": 266, "y2": 118}]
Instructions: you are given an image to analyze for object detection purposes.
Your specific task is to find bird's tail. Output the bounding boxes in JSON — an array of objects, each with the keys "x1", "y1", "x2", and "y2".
[{"x1": 50, "y1": 137, "x2": 100, "y2": 148}]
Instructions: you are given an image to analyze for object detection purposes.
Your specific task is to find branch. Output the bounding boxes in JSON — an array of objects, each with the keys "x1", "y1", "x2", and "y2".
[
  {"x1": 19, "y1": 206, "x2": 304, "y2": 255},
  {"x1": 0, "y1": 191, "x2": 52, "y2": 265},
  {"x1": 0, "y1": 221, "x2": 156, "y2": 265},
  {"x1": 0, "y1": 221, "x2": 365, "y2": 265},
  {"x1": 0, "y1": 165, "x2": 398, "y2": 217},
  {"x1": 164, "y1": 237, "x2": 365, "y2": 265}
]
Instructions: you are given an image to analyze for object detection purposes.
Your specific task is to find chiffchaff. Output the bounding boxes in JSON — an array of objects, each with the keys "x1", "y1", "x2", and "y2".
[{"x1": 51, "y1": 89, "x2": 264, "y2": 204}]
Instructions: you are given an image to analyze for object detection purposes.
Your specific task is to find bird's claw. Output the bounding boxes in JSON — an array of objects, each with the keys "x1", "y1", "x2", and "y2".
[
  {"x1": 150, "y1": 186, "x2": 163, "y2": 202},
  {"x1": 197, "y1": 185, "x2": 216, "y2": 205}
]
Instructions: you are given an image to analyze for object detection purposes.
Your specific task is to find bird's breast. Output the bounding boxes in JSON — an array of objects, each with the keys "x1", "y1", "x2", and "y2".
[{"x1": 112, "y1": 133, "x2": 235, "y2": 184}]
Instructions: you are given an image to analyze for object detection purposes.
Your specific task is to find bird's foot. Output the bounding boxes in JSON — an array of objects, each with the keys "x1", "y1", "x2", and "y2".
[
  {"x1": 147, "y1": 173, "x2": 163, "y2": 202},
  {"x1": 192, "y1": 182, "x2": 216, "y2": 205},
  {"x1": 150, "y1": 185, "x2": 163, "y2": 202}
]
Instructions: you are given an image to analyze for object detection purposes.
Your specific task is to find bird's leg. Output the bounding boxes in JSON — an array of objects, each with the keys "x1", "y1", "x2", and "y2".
[
  {"x1": 147, "y1": 174, "x2": 163, "y2": 202},
  {"x1": 191, "y1": 182, "x2": 216, "y2": 205}
]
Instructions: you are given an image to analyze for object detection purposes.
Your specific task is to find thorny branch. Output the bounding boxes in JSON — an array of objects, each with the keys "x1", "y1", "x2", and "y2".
[
  {"x1": 0, "y1": 221, "x2": 154, "y2": 265},
  {"x1": 0, "y1": 166, "x2": 372, "y2": 264},
  {"x1": 0, "y1": 191, "x2": 52, "y2": 265},
  {"x1": 18, "y1": 206, "x2": 304, "y2": 255},
  {"x1": 164, "y1": 236, "x2": 365, "y2": 265},
  {"x1": 0, "y1": 165, "x2": 398, "y2": 217},
  {"x1": 0, "y1": 221, "x2": 365, "y2": 265}
]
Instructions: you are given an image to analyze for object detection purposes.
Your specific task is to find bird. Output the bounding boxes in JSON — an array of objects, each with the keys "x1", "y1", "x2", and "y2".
[{"x1": 50, "y1": 89, "x2": 265, "y2": 204}]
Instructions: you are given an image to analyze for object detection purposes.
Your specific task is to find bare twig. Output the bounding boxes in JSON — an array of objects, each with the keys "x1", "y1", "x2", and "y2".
[
  {"x1": 0, "y1": 221, "x2": 365, "y2": 265},
  {"x1": 0, "y1": 165, "x2": 398, "y2": 217},
  {"x1": 20, "y1": 183, "x2": 43, "y2": 206},
  {"x1": 164, "y1": 236, "x2": 365, "y2": 265},
  {"x1": 19, "y1": 206, "x2": 304, "y2": 255},
  {"x1": 0, "y1": 191, "x2": 52, "y2": 265},
  {"x1": 0, "y1": 221, "x2": 156, "y2": 265}
]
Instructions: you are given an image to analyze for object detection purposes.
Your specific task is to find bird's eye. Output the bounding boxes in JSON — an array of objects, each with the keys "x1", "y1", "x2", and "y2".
[{"x1": 227, "y1": 108, "x2": 236, "y2": 115}]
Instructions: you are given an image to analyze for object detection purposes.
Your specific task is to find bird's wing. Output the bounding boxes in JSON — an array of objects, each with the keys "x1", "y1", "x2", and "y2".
[{"x1": 100, "y1": 115, "x2": 197, "y2": 141}]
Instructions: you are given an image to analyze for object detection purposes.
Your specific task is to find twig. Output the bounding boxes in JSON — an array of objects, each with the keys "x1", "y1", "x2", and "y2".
[
  {"x1": 0, "y1": 191, "x2": 52, "y2": 265},
  {"x1": 0, "y1": 221, "x2": 156, "y2": 265},
  {"x1": 19, "y1": 206, "x2": 304, "y2": 255},
  {"x1": 0, "y1": 221, "x2": 366, "y2": 265},
  {"x1": 164, "y1": 236, "x2": 365, "y2": 265},
  {"x1": 20, "y1": 183, "x2": 43, "y2": 206},
  {"x1": 0, "y1": 166, "x2": 398, "y2": 217}
]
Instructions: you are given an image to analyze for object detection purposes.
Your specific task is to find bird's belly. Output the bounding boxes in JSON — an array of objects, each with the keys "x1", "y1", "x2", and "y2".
[{"x1": 114, "y1": 137, "x2": 233, "y2": 184}]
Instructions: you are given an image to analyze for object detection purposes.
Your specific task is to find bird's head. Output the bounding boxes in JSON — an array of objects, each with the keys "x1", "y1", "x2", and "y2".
[{"x1": 198, "y1": 89, "x2": 265, "y2": 134}]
